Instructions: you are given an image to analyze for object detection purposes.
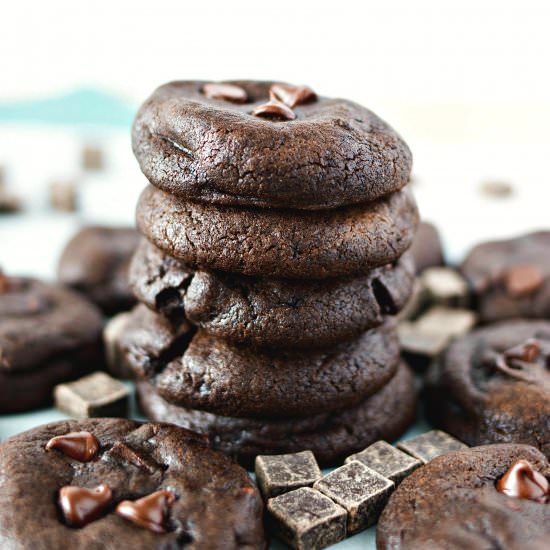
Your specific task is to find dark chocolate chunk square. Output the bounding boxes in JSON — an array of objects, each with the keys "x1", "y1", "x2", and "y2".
[
  {"x1": 54, "y1": 372, "x2": 129, "y2": 418},
  {"x1": 345, "y1": 440, "x2": 421, "y2": 485},
  {"x1": 313, "y1": 461, "x2": 394, "y2": 534},
  {"x1": 255, "y1": 450, "x2": 322, "y2": 499},
  {"x1": 397, "y1": 430, "x2": 468, "y2": 464},
  {"x1": 267, "y1": 487, "x2": 347, "y2": 550}
]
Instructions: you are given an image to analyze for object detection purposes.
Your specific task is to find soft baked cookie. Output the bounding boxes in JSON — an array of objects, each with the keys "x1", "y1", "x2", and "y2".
[
  {"x1": 132, "y1": 80, "x2": 412, "y2": 210},
  {"x1": 0, "y1": 419, "x2": 265, "y2": 549},
  {"x1": 0, "y1": 275, "x2": 104, "y2": 413},
  {"x1": 129, "y1": 239, "x2": 415, "y2": 348},
  {"x1": 137, "y1": 361, "x2": 416, "y2": 467},
  {"x1": 58, "y1": 226, "x2": 140, "y2": 314},
  {"x1": 409, "y1": 221, "x2": 444, "y2": 273},
  {"x1": 425, "y1": 320, "x2": 550, "y2": 458},
  {"x1": 136, "y1": 185, "x2": 418, "y2": 279},
  {"x1": 461, "y1": 231, "x2": 550, "y2": 322},
  {"x1": 120, "y1": 305, "x2": 400, "y2": 417},
  {"x1": 377, "y1": 444, "x2": 550, "y2": 549}
]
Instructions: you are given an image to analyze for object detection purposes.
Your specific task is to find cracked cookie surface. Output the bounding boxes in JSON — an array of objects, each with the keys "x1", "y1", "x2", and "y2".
[{"x1": 132, "y1": 80, "x2": 412, "y2": 210}]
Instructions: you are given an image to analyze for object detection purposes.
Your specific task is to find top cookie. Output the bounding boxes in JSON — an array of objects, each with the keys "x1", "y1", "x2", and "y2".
[{"x1": 132, "y1": 80, "x2": 412, "y2": 210}]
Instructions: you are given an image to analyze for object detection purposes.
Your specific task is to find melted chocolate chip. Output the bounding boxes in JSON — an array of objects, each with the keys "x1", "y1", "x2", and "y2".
[
  {"x1": 269, "y1": 84, "x2": 317, "y2": 108},
  {"x1": 115, "y1": 490, "x2": 176, "y2": 533},
  {"x1": 58, "y1": 484, "x2": 112, "y2": 526},
  {"x1": 202, "y1": 83, "x2": 248, "y2": 104},
  {"x1": 504, "y1": 265, "x2": 545, "y2": 297},
  {"x1": 46, "y1": 431, "x2": 99, "y2": 462},
  {"x1": 496, "y1": 460, "x2": 549, "y2": 503},
  {"x1": 252, "y1": 100, "x2": 296, "y2": 121}
]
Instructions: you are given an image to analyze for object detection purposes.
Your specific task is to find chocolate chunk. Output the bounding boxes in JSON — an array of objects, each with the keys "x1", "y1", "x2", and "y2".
[
  {"x1": 270, "y1": 84, "x2": 316, "y2": 108},
  {"x1": 397, "y1": 279, "x2": 427, "y2": 321},
  {"x1": 421, "y1": 267, "x2": 469, "y2": 307},
  {"x1": 397, "y1": 430, "x2": 468, "y2": 464},
  {"x1": 104, "y1": 441, "x2": 161, "y2": 475},
  {"x1": 58, "y1": 484, "x2": 112, "y2": 527},
  {"x1": 103, "y1": 312, "x2": 133, "y2": 379},
  {"x1": 504, "y1": 265, "x2": 545, "y2": 297},
  {"x1": 345, "y1": 441, "x2": 421, "y2": 485},
  {"x1": 313, "y1": 461, "x2": 394, "y2": 534},
  {"x1": 115, "y1": 490, "x2": 176, "y2": 533},
  {"x1": 49, "y1": 180, "x2": 78, "y2": 212},
  {"x1": 267, "y1": 487, "x2": 347, "y2": 550},
  {"x1": 252, "y1": 100, "x2": 296, "y2": 121},
  {"x1": 504, "y1": 338, "x2": 541, "y2": 363},
  {"x1": 54, "y1": 372, "x2": 129, "y2": 418},
  {"x1": 496, "y1": 459, "x2": 549, "y2": 503},
  {"x1": 202, "y1": 83, "x2": 247, "y2": 103},
  {"x1": 46, "y1": 431, "x2": 99, "y2": 462},
  {"x1": 81, "y1": 145, "x2": 104, "y2": 171},
  {"x1": 255, "y1": 451, "x2": 322, "y2": 499}
]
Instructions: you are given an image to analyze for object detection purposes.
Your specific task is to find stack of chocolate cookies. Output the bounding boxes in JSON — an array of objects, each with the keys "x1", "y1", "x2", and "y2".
[{"x1": 122, "y1": 80, "x2": 419, "y2": 466}]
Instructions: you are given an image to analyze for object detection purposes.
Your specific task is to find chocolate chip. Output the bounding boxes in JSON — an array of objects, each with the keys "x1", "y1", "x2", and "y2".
[
  {"x1": 397, "y1": 430, "x2": 468, "y2": 464},
  {"x1": 255, "y1": 450, "x2": 322, "y2": 499},
  {"x1": 504, "y1": 338, "x2": 541, "y2": 364},
  {"x1": 420, "y1": 267, "x2": 470, "y2": 308},
  {"x1": 54, "y1": 372, "x2": 129, "y2": 418},
  {"x1": 496, "y1": 459, "x2": 549, "y2": 503},
  {"x1": 115, "y1": 490, "x2": 176, "y2": 533},
  {"x1": 252, "y1": 100, "x2": 296, "y2": 121},
  {"x1": 202, "y1": 83, "x2": 248, "y2": 104},
  {"x1": 46, "y1": 431, "x2": 99, "y2": 462},
  {"x1": 345, "y1": 441, "x2": 421, "y2": 485},
  {"x1": 314, "y1": 461, "x2": 394, "y2": 534},
  {"x1": 267, "y1": 487, "x2": 347, "y2": 550},
  {"x1": 58, "y1": 484, "x2": 112, "y2": 527},
  {"x1": 504, "y1": 265, "x2": 545, "y2": 297},
  {"x1": 269, "y1": 84, "x2": 317, "y2": 108}
]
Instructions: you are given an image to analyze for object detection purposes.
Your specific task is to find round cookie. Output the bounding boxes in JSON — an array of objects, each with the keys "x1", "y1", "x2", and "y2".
[
  {"x1": 461, "y1": 231, "x2": 550, "y2": 322},
  {"x1": 120, "y1": 305, "x2": 400, "y2": 418},
  {"x1": 137, "y1": 361, "x2": 417, "y2": 467},
  {"x1": 409, "y1": 221, "x2": 444, "y2": 274},
  {"x1": 136, "y1": 185, "x2": 419, "y2": 279},
  {"x1": 377, "y1": 444, "x2": 550, "y2": 549},
  {"x1": 132, "y1": 80, "x2": 412, "y2": 210},
  {"x1": 0, "y1": 276, "x2": 104, "y2": 413},
  {"x1": 58, "y1": 226, "x2": 140, "y2": 314},
  {"x1": 129, "y1": 239, "x2": 415, "y2": 348},
  {"x1": 0, "y1": 419, "x2": 265, "y2": 549},
  {"x1": 425, "y1": 320, "x2": 550, "y2": 458}
]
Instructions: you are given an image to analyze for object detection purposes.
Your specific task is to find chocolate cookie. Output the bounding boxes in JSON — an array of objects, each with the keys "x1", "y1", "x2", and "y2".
[
  {"x1": 136, "y1": 185, "x2": 418, "y2": 279},
  {"x1": 409, "y1": 221, "x2": 444, "y2": 274},
  {"x1": 120, "y1": 305, "x2": 400, "y2": 417},
  {"x1": 425, "y1": 320, "x2": 550, "y2": 458},
  {"x1": 137, "y1": 361, "x2": 417, "y2": 467},
  {"x1": 377, "y1": 444, "x2": 550, "y2": 549},
  {"x1": 0, "y1": 419, "x2": 265, "y2": 549},
  {"x1": 0, "y1": 276, "x2": 104, "y2": 412},
  {"x1": 132, "y1": 80, "x2": 412, "y2": 210},
  {"x1": 461, "y1": 231, "x2": 550, "y2": 322},
  {"x1": 129, "y1": 239, "x2": 415, "y2": 348},
  {"x1": 58, "y1": 226, "x2": 139, "y2": 314}
]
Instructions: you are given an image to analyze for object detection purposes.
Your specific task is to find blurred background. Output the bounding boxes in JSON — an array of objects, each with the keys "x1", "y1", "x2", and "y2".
[{"x1": 1, "y1": 0, "x2": 549, "y2": 276}]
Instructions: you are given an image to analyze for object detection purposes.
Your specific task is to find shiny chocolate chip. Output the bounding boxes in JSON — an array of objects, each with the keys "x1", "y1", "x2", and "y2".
[
  {"x1": 202, "y1": 83, "x2": 247, "y2": 104},
  {"x1": 269, "y1": 84, "x2": 316, "y2": 108},
  {"x1": 496, "y1": 459, "x2": 549, "y2": 503},
  {"x1": 46, "y1": 431, "x2": 99, "y2": 462},
  {"x1": 116, "y1": 490, "x2": 176, "y2": 533},
  {"x1": 59, "y1": 484, "x2": 112, "y2": 526},
  {"x1": 504, "y1": 265, "x2": 545, "y2": 297},
  {"x1": 252, "y1": 100, "x2": 296, "y2": 121}
]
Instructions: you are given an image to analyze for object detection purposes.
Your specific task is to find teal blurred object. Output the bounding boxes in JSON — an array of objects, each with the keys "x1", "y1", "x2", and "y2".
[{"x1": 0, "y1": 88, "x2": 134, "y2": 128}]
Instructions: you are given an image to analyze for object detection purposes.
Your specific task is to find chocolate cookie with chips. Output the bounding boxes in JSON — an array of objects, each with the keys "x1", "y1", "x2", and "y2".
[
  {"x1": 132, "y1": 80, "x2": 412, "y2": 210},
  {"x1": 129, "y1": 239, "x2": 415, "y2": 348},
  {"x1": 377, "y1": 444, "x2": 550, "y2": 549},
  {"x1": 425, "y1": 320, "x2": 550, "y2": 458},
  {"x1": 0, "y1": 419, "x2": 265, "y2": 549}
]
